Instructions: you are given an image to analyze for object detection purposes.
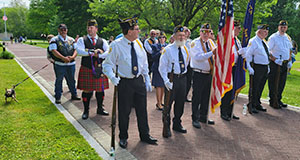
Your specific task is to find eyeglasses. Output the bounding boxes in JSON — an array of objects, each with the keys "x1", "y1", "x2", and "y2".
[
  {"x1": 60, "y1": 28, "x2": 67, "y2": 31},
  {"x1": 201, "y1": 30, "x2": 211, "y2": 33},
  {"x1": 159, "y1": 36, "x2": 166, "y2": 39}
]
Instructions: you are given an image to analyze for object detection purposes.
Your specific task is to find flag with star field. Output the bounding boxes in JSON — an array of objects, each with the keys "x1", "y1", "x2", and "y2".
[{"x1": 210, "y1": 0, "x2": 234, "y2": 113}]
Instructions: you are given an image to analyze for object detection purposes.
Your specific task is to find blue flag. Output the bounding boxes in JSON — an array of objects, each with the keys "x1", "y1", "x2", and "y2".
[{"x1": 232, "y1": 0, "x2": 256, "y2": 101}]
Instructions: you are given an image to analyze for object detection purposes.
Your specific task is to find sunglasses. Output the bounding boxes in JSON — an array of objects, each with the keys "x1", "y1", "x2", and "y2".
[
  {"x1": 201, "y1": 30, "x2": 211, "y2": 33},
  {"x1": 159, "y1": 36, "x2": 166, "y2": 39}
]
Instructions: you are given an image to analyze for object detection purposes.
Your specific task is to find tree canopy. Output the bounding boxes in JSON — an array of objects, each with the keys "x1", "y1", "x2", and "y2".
[{"x1": 1, "y1": 0, "x2": 299, "y2": 45}]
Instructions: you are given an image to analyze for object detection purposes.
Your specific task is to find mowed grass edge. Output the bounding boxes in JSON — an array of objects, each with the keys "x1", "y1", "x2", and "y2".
[{"x1": 0, "y1": 59, "x2": 102, "y2": 160}]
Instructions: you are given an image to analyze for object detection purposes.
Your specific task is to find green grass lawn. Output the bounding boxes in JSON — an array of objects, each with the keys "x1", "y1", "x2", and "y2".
[
  {"x1": 0, "y1": 59, "x2": 102, "y2": 159},
  {"x1": 25, "y1": 39, "x2": 49, "y2": 48},
  {"x1": 240, "y1": 52, "x2": 300, "y2": 107}
]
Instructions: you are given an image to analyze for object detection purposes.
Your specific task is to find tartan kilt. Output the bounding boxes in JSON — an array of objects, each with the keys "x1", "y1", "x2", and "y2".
[{"x1": 77, "y1": 66, "x2": 109, "y2": 91}]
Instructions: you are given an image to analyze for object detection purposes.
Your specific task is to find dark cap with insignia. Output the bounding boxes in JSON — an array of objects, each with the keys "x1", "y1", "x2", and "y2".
[
  {"x1": 58, "y1": 24, "x2": 67, "y2": 29},
  {"x1": 257, "y1": 24, "x2": 269, "y2": 30},
  {"x1": 201, "y1": 23, "x2": 211, "y2": 29},
  {"x1": 173, "y1": 25, "x2": 184, "y2": 34},
  {"x1": 118, "y1": 15, "x2": 138, "y2": 30},
  {"x1": 234, "y1": 20, "x2": 240, "y2": 27},
  {"x1": 279, "y1": 20, "x2": 288, "y2": 26},
  {"x1": 87, "y1": 19, "x2": 98, "y2": 27}
]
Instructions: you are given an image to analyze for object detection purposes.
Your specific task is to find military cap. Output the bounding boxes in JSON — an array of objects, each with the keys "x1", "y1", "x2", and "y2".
[
  {"x1": 201, "y1": 23, "x2": 211, "y2": 29},
  {"x1": 158, "y1": 31, "x2": 167, "y2": 38},
  {"x1": 58, "y1": 24, "x2": 67, "y2": 29},
  {"x1": 257, "y1": 24, "x2": 269, "y2": 30},
  {"x1": 279, "y1": 20, "x2": 288, "y2": 26},
  {"x1": 234, "y1": 20, "x2": 241, "y2": 27},
  {"x1": 173, "y1": 25, "x2": 184, "y2": 34},
  {"x1": 87, "y1": 19, "x2": 98, "y2": 27},
  {"x1": 118, "y1": 15, "x2": 138, "y2": 30}
]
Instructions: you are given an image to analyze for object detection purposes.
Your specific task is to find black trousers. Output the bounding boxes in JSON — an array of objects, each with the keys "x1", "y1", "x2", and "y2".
[
  {"x1": 164, "y1": 74, "x2": 187, "y2": 126},
  {"x1": 191, "y1": 72, "x2": 212, "y2": 121},
  {"x1": 250, "y1": 64, "x2": 268, "y2": 107},
  {"x1": 118, "y1": 76, "x2": 149, "y2": 140},
  {"x1": 268, "y1": 61, "x2": 288, "y2": 104},
  {"x1": 220, "y1": 66, "x2": 236, "y2": 116}
]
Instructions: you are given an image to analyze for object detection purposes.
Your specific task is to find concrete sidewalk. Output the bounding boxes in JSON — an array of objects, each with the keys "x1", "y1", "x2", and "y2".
[{"x1": 7, "y1": 43, "x2": 300, "y2": 160}]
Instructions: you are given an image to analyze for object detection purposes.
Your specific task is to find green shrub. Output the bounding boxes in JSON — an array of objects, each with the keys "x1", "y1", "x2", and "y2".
[{"x1": 0, "y1": 51, "x2": 15, "y2": 59}]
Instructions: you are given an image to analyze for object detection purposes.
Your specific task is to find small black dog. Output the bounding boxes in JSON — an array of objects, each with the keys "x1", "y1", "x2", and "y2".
[{"x1": 5, "y1": 87, "x2": 18, "y2": 103}]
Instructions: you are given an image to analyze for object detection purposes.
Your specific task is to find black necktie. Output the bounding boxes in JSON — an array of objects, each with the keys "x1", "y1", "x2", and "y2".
[
  {"x1": 261, "y1": 40, "x2": 270, "y2": 60},
  {"x1": 206, "y1": 42, "x2": 214, "y2": 71},
  {"x1": 131, "y1": 42, "x2": 138, "y2": 75},
  {"x1": 178, "y1": 47, "x2": 185, "y2": 73}
]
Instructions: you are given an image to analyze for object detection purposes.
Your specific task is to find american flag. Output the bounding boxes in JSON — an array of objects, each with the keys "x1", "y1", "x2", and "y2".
[{"x1": 210, "y1": 0, "x2": 235, "y2": 113}]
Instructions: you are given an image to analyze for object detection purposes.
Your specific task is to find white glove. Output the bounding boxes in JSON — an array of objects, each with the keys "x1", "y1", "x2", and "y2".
[
  {"x1": 144, "y1": 75, "x2": 152, "y2": 92},
  {"x1": 287, "y1": 61, "x2": 292, "y2": 68},
  {"x1": 165, "y1": 81, "x2": 173, "y2": 91},
  {"x1": 274, "y1": 59, "x2": 283, "y2": 66},
  {"x1": 238, "y1": 47, "x2": 247, "y2": 58},
  {"x1": 267, "y1": 66, "x2": 270, "y2": 74},
  {"x1": 247, "y1": 62, "x2": 254, "y2": 75},
  {"x1": 145, "y1": 82, "x2": 152, "y2": 92},
  {"x1": 110, "y1": 77, "x2": 120, "y2": 86}
]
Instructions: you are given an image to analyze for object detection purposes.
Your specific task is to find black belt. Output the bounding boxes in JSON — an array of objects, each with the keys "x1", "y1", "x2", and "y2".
[
  {"x1": 173, "y1": 73, "x2": 186, "y2": 78},
  {"x1": 283, "y1": 60, "x2": 289, "y2": 64},
  {"x1": 120, "y1": 75, "x2": 141, "y2": 80}
]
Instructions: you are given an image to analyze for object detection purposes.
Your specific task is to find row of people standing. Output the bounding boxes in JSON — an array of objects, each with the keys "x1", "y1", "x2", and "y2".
[{"x1": 47, "y1": 16, "x2": 294, "y2": 149}]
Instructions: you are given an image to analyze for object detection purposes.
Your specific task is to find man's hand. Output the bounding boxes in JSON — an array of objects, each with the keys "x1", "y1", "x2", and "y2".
[
  {"x1": 111, "y1": 77, "x2": 120, "y2": 86},
  {"x1": 62, "y1": 57, "x2": 71, "y2": 63},
  {"x1": 164, "y1": 81, "x2": 173, "y2": 91},
  {"x1": 146, "y1": 82, "x2": 152, "y2": 92},
  {"x1": 274, "y1": 59, "x2": 283, "y2": 66}
]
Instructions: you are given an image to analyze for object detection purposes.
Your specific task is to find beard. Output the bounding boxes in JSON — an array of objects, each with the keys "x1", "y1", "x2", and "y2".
[{"x1": 175, "y1": 39, "x2": 186, "y2": 47}]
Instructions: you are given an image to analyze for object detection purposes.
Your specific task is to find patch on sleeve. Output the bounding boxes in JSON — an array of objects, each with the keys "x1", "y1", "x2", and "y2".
[
  {"x1": 248, "y1": 42, "x2": 252, "y2": 47},
  {"x1": 191, "y1": 42, "x2": 195, "y2": 48},
  {"x1": 162, "y1": 49, "x2": 166, "y2": 55},
  {"x1": 108, "y1": 47, "x2": 112, "y2": 54}
]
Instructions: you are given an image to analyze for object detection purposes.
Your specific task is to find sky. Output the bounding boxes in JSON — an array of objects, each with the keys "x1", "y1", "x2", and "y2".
[{"x1": 0, "y1": 0, "x2": 30, "y2": 8}]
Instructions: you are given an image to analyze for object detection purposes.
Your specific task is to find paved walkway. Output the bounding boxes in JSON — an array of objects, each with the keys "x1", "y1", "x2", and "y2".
[{"x1": 7, "y1": 43, "x2": 300, "y2": 160}]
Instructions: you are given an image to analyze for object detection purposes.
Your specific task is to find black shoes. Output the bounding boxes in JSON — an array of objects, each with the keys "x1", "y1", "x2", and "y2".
[
  {"x1": 232, "y1": 114, "x2": 240, "y2": 120},
  {"x1": 172, "y1": 124, "x2": 187, "y2": 133},
  {"x1": 55, "y1": 99, "x2": 61, "y2": 104},
  {"x1": 221, "y1": 115, "x2": 231, "y2": 121},
  {"x1": 279, "y1": 101, "x2": 287, "y2": 108},
  {"x1": 97, "y1": 109, "x2": 109, "y2": 116},
  {"x1": 119, "y1": 139, "x2": 128, "y2": 148},
  {"x1": 256, "y1": 105, "x2": 267, "y2": 112},
  {"x1": 192, "y1": 121, "x2": 201, "y2": 129},
  {"x1": 199, "y1": 119, "x2": 215, "y2": 125},
  {"x1": 185, "y1": 99, "x2": 192, "y2": 103},
  {"x1": 82, "y1": 111, "x2": 89, "y2": 120},
  {"x1": 251, "y1": 107, "x2": 259, "y2": 113},
  {"x1": 71, "y1": 95, "x2": 81, "y2": 100},
  {"x1": 156, "y1": 104, "x2": 163, "y2": 110},
  {"x1": 140, "y1": 135, "x2": 158, "y2": 144}
]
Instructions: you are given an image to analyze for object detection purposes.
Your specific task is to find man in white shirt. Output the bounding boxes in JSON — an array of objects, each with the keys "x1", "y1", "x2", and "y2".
[
  {"x1": 49, "y1": 24, "x2": 80, "y2": 104},
  {"x1": 159, "y1": 25, "x2": 190, "y2": 137},
  {"x1": 103, "y1": 15, "x2": 157, "y2": 148},
  {"x1": 190, "y1": 23, "x2": 216, "y2": 128},
  {"x1": 246, "y1": 24, "x2": 270, "y2": 113},
  {"x1": 144, "y1": 29, "x2": 158, "y2": 75},
  {"x1": 267, "y1": 20, "x2": 293, "y2": 109}
]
